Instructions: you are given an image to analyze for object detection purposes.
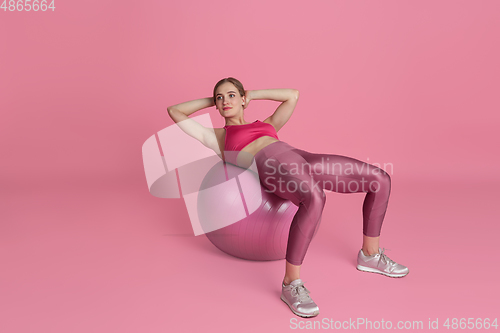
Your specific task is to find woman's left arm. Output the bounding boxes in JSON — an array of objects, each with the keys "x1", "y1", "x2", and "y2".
[{"x1": 247, "y1": 89, "x2": 299, "y2": 132}]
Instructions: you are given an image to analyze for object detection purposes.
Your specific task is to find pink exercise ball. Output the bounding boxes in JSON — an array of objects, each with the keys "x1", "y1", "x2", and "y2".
[{"x1": 198, "y1": 160, "x2": 300, "y2": 261}]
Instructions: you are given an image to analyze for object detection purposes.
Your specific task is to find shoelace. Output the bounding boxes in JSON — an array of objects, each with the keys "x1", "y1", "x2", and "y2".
[
  {"x1": 377, "y1": 247, "x2": 396, "y2": 266},
  {"x1": 289, "y1": 281, "x2": 312, "y2": 303}
]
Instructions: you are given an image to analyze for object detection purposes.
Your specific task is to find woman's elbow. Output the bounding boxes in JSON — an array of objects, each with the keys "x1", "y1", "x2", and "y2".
[{"x1": 167, "y1": 107, "x2": 181, "y2": 122}]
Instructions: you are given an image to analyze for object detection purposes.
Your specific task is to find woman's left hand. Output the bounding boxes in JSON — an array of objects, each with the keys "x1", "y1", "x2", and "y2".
[{"x1": 243, "y1": 90, "x2": 252, "y2": 110}]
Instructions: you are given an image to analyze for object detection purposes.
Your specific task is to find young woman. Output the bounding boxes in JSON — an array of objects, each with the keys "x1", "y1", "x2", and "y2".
[{"x1": 167, "y1": 77, "x2": 409, "y2": 318}]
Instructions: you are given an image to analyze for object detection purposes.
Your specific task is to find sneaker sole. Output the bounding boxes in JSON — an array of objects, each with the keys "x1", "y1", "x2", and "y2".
[
  {"x1": 280, "y1": 295, "x2": 320, "y2": 318},
  {"x1": 356, "y1": 264, "x2": 409, "y2": 278}
]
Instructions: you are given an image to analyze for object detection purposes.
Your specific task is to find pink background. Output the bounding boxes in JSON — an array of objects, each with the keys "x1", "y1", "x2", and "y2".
[{"x1": 1, "y1": 0, "x2": 499, "y2": 332}]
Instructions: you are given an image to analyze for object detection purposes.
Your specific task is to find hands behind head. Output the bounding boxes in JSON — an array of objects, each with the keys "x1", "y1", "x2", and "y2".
[{"x1": 243, "y1": 90, "x2": 252, "y2": 110}]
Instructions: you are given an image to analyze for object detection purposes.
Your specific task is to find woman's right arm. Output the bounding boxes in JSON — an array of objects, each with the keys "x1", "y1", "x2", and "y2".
[
  {"x1": 167, "y1": 97, "x2": 214, "y2": 118},
  {"x1": 167, "y1": 97, "x2": 219, "y2": 151}
]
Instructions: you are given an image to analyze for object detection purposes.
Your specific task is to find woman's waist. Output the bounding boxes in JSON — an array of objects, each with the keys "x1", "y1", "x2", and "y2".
[
  {"x1": 250, "y1": 136, "x2": 281, "y2": 155},
  {"x1": 224, "y1": 138, "x2": 292, "y2": 168},
  {"x1": 254, "y1": 139, "x2": 295, "y2": 161},
  {"x1": 226, "y1": 136, "x2": 280, "y2": 156}
]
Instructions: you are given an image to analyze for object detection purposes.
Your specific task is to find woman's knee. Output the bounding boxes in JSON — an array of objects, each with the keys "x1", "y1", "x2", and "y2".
[
  {"x1": 297, "y1": 190, "x2": 325, "y2": 239},
  {"x1": 371, "y1": 169, "x2": 391, "y2": 192},
  {"x1": 319, "y1": 189, "x2": 327, "y2": 207}
]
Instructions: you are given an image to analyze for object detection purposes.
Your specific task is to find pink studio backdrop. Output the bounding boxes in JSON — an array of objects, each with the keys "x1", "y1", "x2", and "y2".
[{"x1": 1, "y1": 1, "x2": 499, "y2": 332}]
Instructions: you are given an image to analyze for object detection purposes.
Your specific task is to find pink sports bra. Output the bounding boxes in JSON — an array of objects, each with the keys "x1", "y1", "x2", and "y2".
[{"x1": 224, "y1": 120, "x2": 279, "y2": 152}]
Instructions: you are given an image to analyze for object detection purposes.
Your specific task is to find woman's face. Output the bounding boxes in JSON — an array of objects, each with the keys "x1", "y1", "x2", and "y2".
[{"x1": 215, "y1": 82, "x2": 245, "y2": 118}]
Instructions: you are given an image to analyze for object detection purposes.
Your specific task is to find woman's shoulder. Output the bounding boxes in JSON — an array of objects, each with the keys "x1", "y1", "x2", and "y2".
[
  {"x1": 260, "y1": 119, "x2": 279, "y2": 132},
  {"x1": 213, "y1": 127, "x2": 226, "y2": 147},
  {"x1": 213, "y1": 127, "x2": 225, "y2": 134}
]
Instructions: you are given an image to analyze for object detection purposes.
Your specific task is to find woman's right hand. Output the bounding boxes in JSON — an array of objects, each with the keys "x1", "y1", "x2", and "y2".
[{"x1": 243, "y1": 90, "x2": 252, "y2": 110}]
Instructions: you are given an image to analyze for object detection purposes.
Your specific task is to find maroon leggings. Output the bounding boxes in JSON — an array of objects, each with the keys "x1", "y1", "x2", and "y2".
[{"x1": 253, "y1": 141, "x2": 391, "y2": 266}]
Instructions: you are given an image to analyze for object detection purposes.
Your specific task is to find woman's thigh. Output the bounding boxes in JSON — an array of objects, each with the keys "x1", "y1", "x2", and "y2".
[
  {"x1": 290, "y1": 147, "x2": 389, "y2": 193},
  {"x1": 257, "y1": 149, "x2": 324, "y2": 207}
]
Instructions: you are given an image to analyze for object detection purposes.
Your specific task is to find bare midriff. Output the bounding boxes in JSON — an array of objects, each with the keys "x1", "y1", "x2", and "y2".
[
  {"x1": 219, "y1": 132, "x2": 280, "y2": 167},
  {"x1": 229, "y1": 135, "x2": 279, "y2": 168},
  {"x1": 239, "y1": 135, "x2": 280, "y2": 158}
]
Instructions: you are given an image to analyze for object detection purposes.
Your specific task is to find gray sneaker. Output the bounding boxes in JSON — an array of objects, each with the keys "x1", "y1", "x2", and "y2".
[
  {"x1": 357, "y1": 247, "x2": 409, "y2": 278},
  {"x1": 280, "y1": 279, "x2": 320, "y2": 318}
]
